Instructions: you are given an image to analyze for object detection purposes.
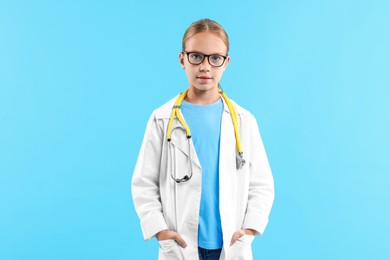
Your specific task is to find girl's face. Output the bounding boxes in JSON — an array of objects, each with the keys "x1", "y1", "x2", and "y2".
[{"x1": 179, "y1": 32, "x2": 230, "y2": 92}]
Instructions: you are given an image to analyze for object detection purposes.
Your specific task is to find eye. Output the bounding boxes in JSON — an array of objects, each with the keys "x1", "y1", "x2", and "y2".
[
  {"x1": 191, "y1": 53, "x2": 203, "y2": 60},
  {"x1": 211, "y1": 55, "x2": 222, "y2": 61}
]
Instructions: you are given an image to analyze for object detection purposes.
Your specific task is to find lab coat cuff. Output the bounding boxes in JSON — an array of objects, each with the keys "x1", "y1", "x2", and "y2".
[
  {"x1": 242, "y1": 213, "x2": 269, "y2": 236},
  {"x1": 140, "y1": 213, "x2": 168, "y2": 240}
]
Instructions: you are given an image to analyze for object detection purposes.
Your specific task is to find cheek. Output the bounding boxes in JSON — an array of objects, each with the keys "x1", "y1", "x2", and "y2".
[
  {"x1": 213, "y1": 70, "x2": 224, "y2": 81},
  {"x1": 185, "y1": 67, "x2": 196, "y2": 80},
  {"x1": 189, "y1": 67, "x2": 199, "y2": 78}
]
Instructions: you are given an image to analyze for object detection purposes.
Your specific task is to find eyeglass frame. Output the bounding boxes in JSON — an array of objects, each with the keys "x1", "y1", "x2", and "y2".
[{"x1": 182, "y1": 51, "x2": 228, "y2": 67}]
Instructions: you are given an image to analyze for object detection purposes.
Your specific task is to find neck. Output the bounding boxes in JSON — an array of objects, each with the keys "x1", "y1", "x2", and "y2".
[{"x1": 185, "y1": 87, "x2": 220, "y2": 105}]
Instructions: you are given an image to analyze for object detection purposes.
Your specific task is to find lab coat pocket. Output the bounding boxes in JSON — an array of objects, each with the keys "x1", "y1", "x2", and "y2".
[
  {"x1": 158, "y1": 239, "x2": 176, "y2": 252},
  {"x1": 237, "y1": 234, "x2": 255, "y2": 244},
  {"x1": 158, "y1": 239, "x2": 182, "y2": 259},
  {"x1": 228, "y1": 235, "x2": 254, "y2": 260}
]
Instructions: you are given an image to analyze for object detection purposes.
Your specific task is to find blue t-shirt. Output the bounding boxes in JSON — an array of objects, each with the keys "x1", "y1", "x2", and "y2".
[{"x1": 181, "y1": 98, "x2": 224, "y2": 249}]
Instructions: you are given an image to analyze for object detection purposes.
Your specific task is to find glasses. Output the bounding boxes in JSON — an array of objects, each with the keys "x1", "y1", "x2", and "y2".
[{"x1": 183, "y1": 51, "x2": 227, "y2": 67}]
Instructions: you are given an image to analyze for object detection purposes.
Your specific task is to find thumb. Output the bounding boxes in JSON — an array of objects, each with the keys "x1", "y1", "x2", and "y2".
[
  {"x1": 173, "y1": 233, "x2": 187, "y2": 248},
  {"x1": 230, "y1": 230, "x2": 244, "y2": 246}
]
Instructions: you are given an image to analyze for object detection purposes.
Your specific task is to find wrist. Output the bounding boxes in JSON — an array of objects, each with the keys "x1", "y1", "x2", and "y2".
[
  {"x1": 244, "y1": 228, "x2": 256, "y2": 235},
  {"x1": 156, "y1": 229, "x2": 169, "y2": 239}
]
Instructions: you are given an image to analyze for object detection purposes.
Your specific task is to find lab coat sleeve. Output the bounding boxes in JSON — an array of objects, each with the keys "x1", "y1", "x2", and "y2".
[
  {"x1": 241, "y1": 115, "x2": 275, "y2": 236},
  {"x1": 131, "y1": 112, "x2": 168, "y2": 240}
]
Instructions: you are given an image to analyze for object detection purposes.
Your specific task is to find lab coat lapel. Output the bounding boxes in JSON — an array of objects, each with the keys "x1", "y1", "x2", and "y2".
[{"x1": 169, "y1": 119, "x2": 201, "y2": 169}]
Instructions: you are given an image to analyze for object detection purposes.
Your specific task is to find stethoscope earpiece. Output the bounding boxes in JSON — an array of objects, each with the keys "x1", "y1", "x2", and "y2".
[
  {"x1": 236, "y1": 153, "x2": 246, "y2": 169},
  {"x1": 174, "y1": 175, "x2": 190, "y2": 183}
]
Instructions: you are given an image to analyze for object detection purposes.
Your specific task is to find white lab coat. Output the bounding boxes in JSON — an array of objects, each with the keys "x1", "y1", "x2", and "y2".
[{"x1": 132, "y1": 94, "x2": 274, "y2": 260}]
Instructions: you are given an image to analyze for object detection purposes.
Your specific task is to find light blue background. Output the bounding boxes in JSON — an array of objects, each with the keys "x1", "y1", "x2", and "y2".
[{"x1": 1, "y1": 0, "x2": 389, "y2": 259}]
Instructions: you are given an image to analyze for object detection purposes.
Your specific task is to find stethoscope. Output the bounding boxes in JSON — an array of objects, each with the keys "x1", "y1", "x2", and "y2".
[{"x1": 167, "y1": 86, "x2": 245, "y2": 183}]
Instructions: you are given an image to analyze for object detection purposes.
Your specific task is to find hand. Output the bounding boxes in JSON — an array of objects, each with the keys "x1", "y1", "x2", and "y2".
[
  {"x1": 156, "y1": 230, "x2": 187, "y2": 248},
  {"x1": 230, "y1": 229, "x2": 256, "y2": 246}
]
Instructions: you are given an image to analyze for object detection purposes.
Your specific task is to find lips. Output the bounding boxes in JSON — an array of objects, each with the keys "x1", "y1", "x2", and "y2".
[{"x1": 196, "y1": 76, "x2": 212, "y2": 84}]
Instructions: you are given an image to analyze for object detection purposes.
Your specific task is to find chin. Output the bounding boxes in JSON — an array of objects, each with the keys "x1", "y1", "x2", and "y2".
[{"x1": 191, "y1": 83, "x2": 218, "y2": 92}]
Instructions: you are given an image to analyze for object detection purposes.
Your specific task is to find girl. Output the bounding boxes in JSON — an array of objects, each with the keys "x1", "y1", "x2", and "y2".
[{"x1": 132, "y1": 19, "x2": 274, "y2": 260}]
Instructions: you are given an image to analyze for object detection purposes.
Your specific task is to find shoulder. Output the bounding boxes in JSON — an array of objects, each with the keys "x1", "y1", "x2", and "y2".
[
  {"x1": 150, "y1": 94, "x2": 179, "y2": 119},
  {"x1": 230, "y1": 99, "x2": 257, "y2": 123}
]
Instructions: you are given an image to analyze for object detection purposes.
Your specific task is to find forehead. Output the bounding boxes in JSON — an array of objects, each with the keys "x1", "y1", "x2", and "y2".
[{"x1": 185, "y1": 32, "x2": 227, "y2": 54}]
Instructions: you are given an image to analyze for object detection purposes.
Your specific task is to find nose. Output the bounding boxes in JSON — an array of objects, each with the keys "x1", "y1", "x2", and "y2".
[{"x1": 199, "y1": 57, "x2": 211, "y2": 72}]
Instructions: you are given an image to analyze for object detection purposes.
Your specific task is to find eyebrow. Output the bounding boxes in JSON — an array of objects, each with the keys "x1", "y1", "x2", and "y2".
[{"x1": 186, "y1": 50, "x2": 227, "y2": 56}]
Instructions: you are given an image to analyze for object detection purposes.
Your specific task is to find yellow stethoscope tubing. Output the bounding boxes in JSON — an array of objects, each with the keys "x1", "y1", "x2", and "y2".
[
  {"x1": 218, "y1": 88, "x2": 243, "y2": 155},
  {"x1": 167, "y1": 89, "x2": 191, "y2": 141},
  {"x1": 166, "y1": 88, "x2": 243, "y2": 155}
]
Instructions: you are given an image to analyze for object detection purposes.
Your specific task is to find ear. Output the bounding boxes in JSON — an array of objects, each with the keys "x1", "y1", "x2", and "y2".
[{"x1": 179, "y1": 52, "x2": 185, "y2": 69}]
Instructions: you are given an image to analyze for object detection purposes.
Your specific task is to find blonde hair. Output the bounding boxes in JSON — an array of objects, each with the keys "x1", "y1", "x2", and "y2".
[{"x1": 182, "y1": 19, "x2": 229, "y2": 53}]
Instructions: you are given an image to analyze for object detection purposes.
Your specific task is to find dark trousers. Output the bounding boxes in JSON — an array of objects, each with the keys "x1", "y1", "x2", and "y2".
[{"x1": 198, "y1": 247, "x2": 222, "y2": 260}]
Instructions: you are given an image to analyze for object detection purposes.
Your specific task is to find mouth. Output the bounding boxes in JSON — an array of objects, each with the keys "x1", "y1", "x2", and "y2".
[{"x1": 196, "y1": 76, "x2": 212, "y2": 80}]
